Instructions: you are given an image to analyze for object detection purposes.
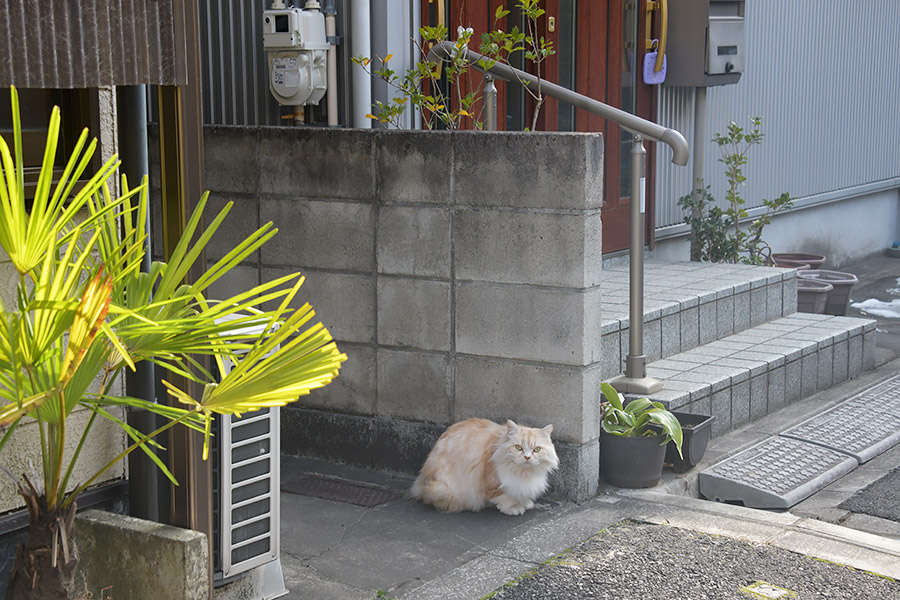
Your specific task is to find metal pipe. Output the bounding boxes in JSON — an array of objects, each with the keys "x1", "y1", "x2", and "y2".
[
  {"x1": 350, "y1": 0, "x2": 372, "y2": 128},
  {"x1": 324, "y1": 0, "x2": 338, "y2": 126},
  {"x1": 426, "y1": 41, "x2": 689, "y2": 165},
  {"x1": 690, "y1": 86, "x2": 707, "y2": 260},
  {"x1": 484, "y1": 75, "x2": 497, "y2": 131}
]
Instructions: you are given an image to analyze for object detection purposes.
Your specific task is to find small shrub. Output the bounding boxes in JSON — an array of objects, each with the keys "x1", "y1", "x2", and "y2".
[{"x1": 678, "y1": 117, "x2": 793, "y2": 265}]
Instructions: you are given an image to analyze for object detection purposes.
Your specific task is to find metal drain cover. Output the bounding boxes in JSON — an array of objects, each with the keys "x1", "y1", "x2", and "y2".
[
  {"x1": 699, "y1": 437, "x2": 858, "y2": 509},
  {"x1": 781, "y1": 396, "x2": 900, "y2": 463},
  {"x1": 282, "y1": 475, "x2": 403, "y2": 507}
]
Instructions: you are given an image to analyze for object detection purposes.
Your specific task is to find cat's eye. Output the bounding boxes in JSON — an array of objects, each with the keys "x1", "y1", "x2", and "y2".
[
  {"x1": 515, "y1": 444, "x2": 523, "y2": 451},
  {"x1": 534, "y1": 446, "x2": 542, "y2": 452}
]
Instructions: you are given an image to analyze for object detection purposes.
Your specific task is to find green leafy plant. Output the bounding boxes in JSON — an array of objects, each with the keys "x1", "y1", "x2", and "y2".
[
  {"x1": 678, "y1": 117, "x2": 793, "y2": 265},
  {"x1": 0, "y1": 87, "x2": 347, "y2": 598},
  {"x1": 600, "y1": 383, "x2": 682, "y2": 457},
  {"x1": 352, "y1": 1, "x2": 555, "y2": 130}
]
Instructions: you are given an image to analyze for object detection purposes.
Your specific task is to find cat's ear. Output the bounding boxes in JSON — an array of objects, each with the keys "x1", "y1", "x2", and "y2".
[
  {"x1": 541, "y1": 424, "x2": 553, "y2": 437},
  {"x1": 506, "y1": 420, "x2": 520, "y2": 434}
]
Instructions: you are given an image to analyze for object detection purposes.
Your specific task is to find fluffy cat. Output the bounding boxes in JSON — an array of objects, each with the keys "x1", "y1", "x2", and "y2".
[{"x1": 411, "y1": 418, "x2": 558, "y2": 516}]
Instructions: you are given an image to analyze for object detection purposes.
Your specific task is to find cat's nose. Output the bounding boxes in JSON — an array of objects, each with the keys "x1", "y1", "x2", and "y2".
[{"x1": 524, "y1": 455, "x2": 531, "y2": 461}]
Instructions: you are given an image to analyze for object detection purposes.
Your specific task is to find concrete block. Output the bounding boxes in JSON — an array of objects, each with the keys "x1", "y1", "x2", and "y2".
[
  {"x1": 750, "y1": 374, "x2": 767, "y2": 420},
  {"x1": 456, "y1": 283, "x2": 602, "y2": 366},
  {"x1": 717, "y1": 295, "x2": 734, "y2": 338},
  {"x1": 848, "y1": 334, "x2": 863, "y2": 378},
  {"x1": 767, "y1": 282, "x2": 783, "y2": 321},
  {"x1": 733, "y1": 290, "x2": 750, "y2": 332},
  {"x1": 377, "y1": 206, "x2": 451, "y2": 278},
  {"x1": 376, "y1": 349, "x2": 452, "y2": 422},
  {"x1": 644, "y1": 318, "x2": 662, "y2": 363},
  {"x1": 750, "y1": 285, "x2": 768, "y2": 327},
  {"x1": 204, "y1": 126, "x2": 258, "y2": 194},
  {"x1": 680, "y1": 305, "x2": 699, "y2": 351},
  {"x1": 601, "y1": 331, "x2": 622, "y2": 380},
  {"x1": 711, "y1": 389, "x2": 732, "y2": 436},
  {"x1": 260, "y1": 199, "x2": 374, "y2": 271},
  {"x1": 817, "y1": 343, "x2": 834, "y2": 390},
  {"x1": 205, "y1": 263, "x2": 259, "y2": 302},
  {"x1": 550, "y1": 438, "x2": 599, "y2": 502},
  {"x1": 832, "y1": 339, "x2": 849, "y2": 384},
  {"x1": 699, "y1": 301, "x2": 717, "y2": 344},
  {"x1": 262, "y1": 268, "x2": 375, "y2": 343},
  {"x1": 206, "y1": 194, "x2": 260, "y2": 262},
  {"x1": 785, "y1": 359, "x2": 802, "y2": 403},
  {"x1": 377, "y1": 277, "x2": 451, "y2": 351},
  {"x1": 454, "y1": 357, "x2": 601, "y2": 444},
  {"x1": 76, "y1": 509, "x2": 208, "y2": 600},
  {"x1": 731, "y1": 380, "x2": 751, "y2": 428},
  {"x1": 661, "y1": 313, "x2": 680, "y2": 359},
  {"x1": 454, "y1": 210, "x2": 602, "y2": 287},
  {"x1": 375, "y1": 130, "x2": 452, "y2": 204},
  {"x1": 767, "y1": 365, "x2": 786, "y2": 412},
  {"x1": 298, "y1": 343, "x2": 376, "y2": 415},
  {"x1": 258, "y1": 127, "x2": 374, "y2": 199},
  {"x1": 801, "y1": 351, "x2": 818, "y2": 398},
  {"x1": 452, "y1": 131, "x2": 604, "y2": 210}
]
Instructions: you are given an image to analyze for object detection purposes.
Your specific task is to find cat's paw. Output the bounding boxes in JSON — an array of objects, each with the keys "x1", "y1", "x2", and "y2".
[
  {"x1": 523, "y1": 499, "x2": 535, "y2": 510},
  {"x1": 498, "y1": 502, "x2": 527, "y2": 516}
]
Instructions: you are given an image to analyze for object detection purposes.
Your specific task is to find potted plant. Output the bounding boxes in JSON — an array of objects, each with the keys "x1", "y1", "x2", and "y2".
[
  {"x1": 665, "y1": 412, "x2": 715, "y2": 473},
  {"x1": 599, "y1": 382, "x2": 683, "y2": 488},
  {"x1": 0, "y1": 87, "x2": 347, "y2": 599}
]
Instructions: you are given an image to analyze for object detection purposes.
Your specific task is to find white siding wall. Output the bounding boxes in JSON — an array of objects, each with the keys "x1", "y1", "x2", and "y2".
[{"x1": 655, "y1": 0, "x2": 900, "y2": 232}]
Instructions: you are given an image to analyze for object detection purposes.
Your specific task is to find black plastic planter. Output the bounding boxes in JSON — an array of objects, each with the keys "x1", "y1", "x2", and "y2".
[
  {"x1": 665, "y1": 412, "x2": 715, "y2": 473},
  {"x1": 600, "y1": 429, "x2": 668, "y2": 488}
]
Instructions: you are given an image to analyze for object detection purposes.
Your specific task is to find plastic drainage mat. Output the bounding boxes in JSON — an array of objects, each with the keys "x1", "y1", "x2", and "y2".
[{"x1": 698, "y1": 437, "x2": 858, "y2": 509}]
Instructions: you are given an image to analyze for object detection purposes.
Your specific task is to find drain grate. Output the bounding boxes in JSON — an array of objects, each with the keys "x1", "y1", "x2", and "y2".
[
  {"x1": 699, "y1": 437, "x2": 858, "y2": 509},
  {"x1": 282, "y1": 475, "x2": 404, "y2": 507},
  {"x1": 781, "y1": 397, "x2": 900, "y2": 463}
]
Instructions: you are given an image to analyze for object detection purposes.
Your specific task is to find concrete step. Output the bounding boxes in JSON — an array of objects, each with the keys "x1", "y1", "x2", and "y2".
[
  {"x1": 601, "y1": 260, "x2": 799, "y2": 379},
  {"x1": 641, "y1": 313, "x2": 877, "y2": 438}
]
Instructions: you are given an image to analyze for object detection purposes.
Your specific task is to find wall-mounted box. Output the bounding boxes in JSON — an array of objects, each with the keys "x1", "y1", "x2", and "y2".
[{"x1": 664, "y1": 0, "x2": 745, "y2": 87}]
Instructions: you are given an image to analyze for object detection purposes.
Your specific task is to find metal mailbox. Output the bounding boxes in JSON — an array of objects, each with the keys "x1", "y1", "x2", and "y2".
[{"x1": 664, "y1": 0, "x2": 745, "y2": 87}]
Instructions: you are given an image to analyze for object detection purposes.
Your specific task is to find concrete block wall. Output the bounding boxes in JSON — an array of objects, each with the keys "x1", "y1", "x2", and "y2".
[{"x1": 191, "y1": 126, "x2": 605, "y2": 501}]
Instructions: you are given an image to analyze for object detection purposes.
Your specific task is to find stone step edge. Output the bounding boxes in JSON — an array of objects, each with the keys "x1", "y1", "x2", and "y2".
[
  {"x1": 629, "y1": 313, "x2": 877, "y2": 438},
  {"x1": 600, "y1": 271, "x2": 798, "y2": 379}
]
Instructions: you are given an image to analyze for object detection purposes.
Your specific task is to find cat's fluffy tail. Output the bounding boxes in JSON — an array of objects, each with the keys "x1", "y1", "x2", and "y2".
[{"x1": 410, "y1": 475, "x2": 465, "y2": 512}]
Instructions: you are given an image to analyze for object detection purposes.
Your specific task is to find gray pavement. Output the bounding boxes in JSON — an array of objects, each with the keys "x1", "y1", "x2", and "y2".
[{"x1": 277, "y1": 254, "x2": 900, "y2": 599}]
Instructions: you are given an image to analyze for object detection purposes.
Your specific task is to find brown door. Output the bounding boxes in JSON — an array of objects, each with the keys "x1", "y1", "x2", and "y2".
[{"x1": 430, "y1": 0, "x2": 659, "y2": 252}]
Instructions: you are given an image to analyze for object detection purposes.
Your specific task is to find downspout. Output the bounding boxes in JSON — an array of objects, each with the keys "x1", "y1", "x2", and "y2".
[
  {"x1": 323, "y1": 0, "x2": 339, "y2": 126},
  {"x1": 117, "y1": 84, "x2": 160, "y2": 522},
  {"x1": 350, "y1": 0, "x2": 371, "y2": 128}
]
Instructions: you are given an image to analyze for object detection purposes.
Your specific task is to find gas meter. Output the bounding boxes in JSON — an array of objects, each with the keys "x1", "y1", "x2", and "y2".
[
  {"x1": 263, "y1": 1, "x2": 329, "y2": 105},
  {"x1": 664, "y1": 0, "x2": 745, "y2": 87}
]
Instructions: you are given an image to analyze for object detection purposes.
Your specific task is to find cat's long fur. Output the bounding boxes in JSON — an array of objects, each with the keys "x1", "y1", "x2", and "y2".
[{"x1": 411, "y1": 418, "x2": 558, "y2": 516}]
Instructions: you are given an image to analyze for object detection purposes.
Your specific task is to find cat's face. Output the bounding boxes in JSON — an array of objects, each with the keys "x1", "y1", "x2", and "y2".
[{"x1": 497, "y1": 420, "x2": 559, "y2": 471}]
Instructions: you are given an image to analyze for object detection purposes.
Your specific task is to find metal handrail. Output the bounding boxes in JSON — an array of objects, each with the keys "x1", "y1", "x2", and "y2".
[
  {"x1": 426, "y1": 41, "x2": 689, "y2": 165},
  {"x1": 427, "y1": 41, "x2": 690, "y2": 394}
]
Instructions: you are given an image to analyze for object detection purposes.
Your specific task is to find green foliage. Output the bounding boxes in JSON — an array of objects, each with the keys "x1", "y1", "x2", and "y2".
[
  {"x1": 600, "y1": 382, "x2": 682, "y2": 457},
  {"x1": 352, "y1": 1, "x2": 555, "y2": 130},
  {"x1": 678, "y1": 117, "x2": 793, "y2": 265},
  {"x1": 0, "y1": 87, "x2": 347, "y2": 511}
]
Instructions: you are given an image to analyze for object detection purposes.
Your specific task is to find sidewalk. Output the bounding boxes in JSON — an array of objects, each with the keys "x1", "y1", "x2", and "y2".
[{"x1": 277, "y1": 255, "x2": 900, "y2": 599}]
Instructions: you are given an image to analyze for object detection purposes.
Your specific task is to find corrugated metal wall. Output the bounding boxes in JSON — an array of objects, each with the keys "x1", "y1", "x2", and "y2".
[
  {"x1": 655, "y1": 0, "x2": 900, "y2": 231},
  {"x1": 0, "y1": 0, "x2": 186, "y2": 88}
]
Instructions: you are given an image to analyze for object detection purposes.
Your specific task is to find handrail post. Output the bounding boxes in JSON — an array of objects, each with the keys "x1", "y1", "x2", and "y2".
[
  {"x1": 484, "y1": 75, "x2": 497, "y2": 131},
  {"x1": 610, "y1": 135, "x2": 663, "y2": 395}
]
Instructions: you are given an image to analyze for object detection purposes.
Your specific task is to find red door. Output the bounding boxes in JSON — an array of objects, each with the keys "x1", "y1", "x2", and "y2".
[{"x1": 426, "y1": 0, "x2": 659, "y2": 253}]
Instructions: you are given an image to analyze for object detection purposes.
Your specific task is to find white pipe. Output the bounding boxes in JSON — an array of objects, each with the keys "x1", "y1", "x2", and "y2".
[
  {"x1": 350, "y1": 0, "x2": 372, "y2": 128},
  {"x1": 325, "y1": 10, "x2": 338, "y2": 126}
]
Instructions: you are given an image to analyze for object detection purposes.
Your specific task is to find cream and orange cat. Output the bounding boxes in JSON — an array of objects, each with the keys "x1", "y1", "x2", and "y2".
[{"x1": 411, "y1": 418, "x2": 558, "y2": 516}]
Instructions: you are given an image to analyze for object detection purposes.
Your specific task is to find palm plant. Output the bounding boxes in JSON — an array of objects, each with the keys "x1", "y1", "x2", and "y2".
[{"x1": 0, "y1": 87, "x2": 346, "y2": 598}]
